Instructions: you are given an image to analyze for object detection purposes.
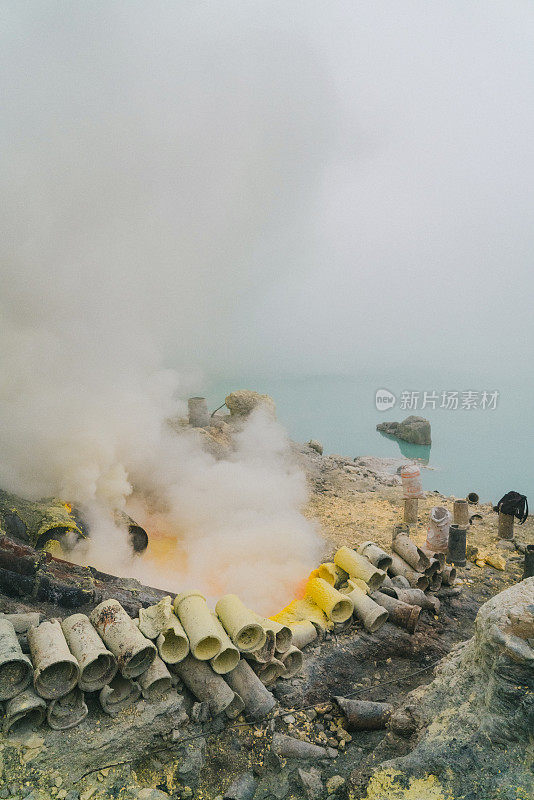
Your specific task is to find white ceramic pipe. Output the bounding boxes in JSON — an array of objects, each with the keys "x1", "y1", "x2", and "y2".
[
  {"x1": 28, "y1": 620, "x2": 80, "y2": 700},
  {"x1": 0, "y1": 618, "x2": 33, "y2": 700},
  {"x1": 209, "y1": 613, "x2": 240, "y2": 675},
  {"x1": 137, "y1": 655, "x2": 173, "y2": 702},
  {"x1": 288, "y1": 620, "x2": 317, "y2": 650},
  {"x1": 90, "y1": 599, "x2": 157, "y2": 678},
  {"x1": 215, "y1": 595, "x2": 266, "y2": 652},
  {"x1": 174, "y1": 592, "x2": 222, "y2": 660},
  {"x1": 342, "y1": 580, "x2": 389, "y2": 633},
  {"x1": 61, "y1": 613, "x2": 117, "y2": 692}
]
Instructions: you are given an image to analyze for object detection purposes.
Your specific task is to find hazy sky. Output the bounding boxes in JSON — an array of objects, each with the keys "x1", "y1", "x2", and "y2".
[{"x1": 1, "y1": 1, "x2": 533, "y2": 382}]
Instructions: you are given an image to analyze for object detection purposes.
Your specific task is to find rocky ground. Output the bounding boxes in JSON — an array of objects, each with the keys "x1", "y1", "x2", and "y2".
[{"x1": 0, "y1": 438, "x2": 531, "y2": 800}]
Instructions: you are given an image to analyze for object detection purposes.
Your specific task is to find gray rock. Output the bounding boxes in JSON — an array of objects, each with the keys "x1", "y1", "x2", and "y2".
[
  {"x1": 325, "y1": 776, "x2": 345, "y2": 794},
  {"x1": 271, "y1": 733, "x2": 328, "y2": 760},
  {"x1": 223, "y1": 772, "x2": 256, "y2": 800},
  {"x1": 308, "y1": 440, "x2": 323, "y2": 456},
  {"x1": 224, "y1": 391, "x2": 275, "y2": 418},
  {"x1": 177, "y1": 738, "x2": 206, "y2": 776},
  {"x1": 20, "y1": 694, "x2": 188, "y2": 783},
  {"x1": 297, "y1": 767, "x2": 323, "y2": 800},
  {"x1": 376, "y1": 415, "x2": 431, "y2": 445}
]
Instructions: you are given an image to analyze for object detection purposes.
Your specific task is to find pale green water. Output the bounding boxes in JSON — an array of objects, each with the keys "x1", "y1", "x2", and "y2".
[{"x1": 207, "y1": 372, "x2": 534, "y2": 505}]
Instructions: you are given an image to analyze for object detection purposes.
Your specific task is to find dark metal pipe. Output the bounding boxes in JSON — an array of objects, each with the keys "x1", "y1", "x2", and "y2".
[
  {"x1": 523, "y1": 545, "x2": 534, "y2": 580},
  {"x1": 370, "y1": 591, "x2": 420, "y2": 633},
  {"x1": 447, "y1": 525, "x2": 467, "y2": 566},
  {"x1": 334, "y1": 696, "x2": 392, "y2": 730}
]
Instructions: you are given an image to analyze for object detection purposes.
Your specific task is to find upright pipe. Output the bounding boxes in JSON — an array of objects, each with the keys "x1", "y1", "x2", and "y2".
[
  {"x1": 0, "y1": 618, "x2": 33, "y2": 700},
  {"x1": 224, "y1": 659, "x2": 277, "y2": 721},
  {"x1": 90, "y1": 599, "x2": 157, "y2": 678},
  {"x1": 453, "y1": 500, "x2": 470, "y2": 527},
  {"x1": 172, "y1": 654, "x2": 244, "y2": 718},
  {"x1": 188, "y1": 397, "x2": 210, "y2": 427},
  {"x1": 28, "y1": 620, "x2": 80, "y2": 699},
  {"x1": 447, "y1": 525, "x2": 467, "y2": 567},
  {"x1": 523, "y1": 545, "x2": 534, "y2": 580},
  {"x1": 61, "y1": 613, "x2": 117, "y2": 692},
  {"x1": 498, "y1": 512, "x2": 514, "y2": 541},
  {"x1": 403, "y1": 498, "x2": 418, "y2": 525}
]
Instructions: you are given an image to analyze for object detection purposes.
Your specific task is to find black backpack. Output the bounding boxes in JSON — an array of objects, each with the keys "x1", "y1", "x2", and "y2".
[{"x1": 493, "y1": 491, "x2": 528, "y2": 524}]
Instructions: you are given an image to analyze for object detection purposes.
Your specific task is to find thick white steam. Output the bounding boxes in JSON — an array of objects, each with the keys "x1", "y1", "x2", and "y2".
[{"x1": 0, "y1": 3, "x2": 327, "y2": 613}]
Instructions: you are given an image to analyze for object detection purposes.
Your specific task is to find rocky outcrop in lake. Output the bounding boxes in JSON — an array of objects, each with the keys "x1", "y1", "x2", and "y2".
[{"x1": 376, "y1": 415, "x2": 431, "y2": 446}]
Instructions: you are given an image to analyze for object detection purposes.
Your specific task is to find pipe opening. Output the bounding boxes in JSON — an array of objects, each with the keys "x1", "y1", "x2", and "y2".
[
  {"x1": 236, "y1": 625, "x2": 264, "y2": 651},
  {"x1": 6, "y1": 708, "x2": 44, "y2": 735},
  {"x1": 37, "y1": 661, "x2": 78, "y2": 698},
  {"x1": 128, "y1": 525, "x2": 149, "y2": 554},
  {"x1": 280, "y1": 650, "x2": 303, "y2": 678},
  {"x1": 35, "y1": 525, "x2": 82, "y2": 551},
  {"x1": 158, "y1": 629, "x2": 189, "y2": 664},
  {"x1": 0, "y1": 660, "x2": 31, "y2": 691},
  {"x1": 330, "y1": 598, "x2": 354, "y2": 623},
  {"x1": 212, "y1": 647, "x2": 240, "y2": 675},
  {"x1": 123, "y1": 645, "x2": 156, "y2": 677},
  {"x1": 274, "y1": 627, "x2": 292, "y2": 653},
  {"x1": 81, "y1": 653, "x2": 117, "y2": 690},
  {"x1": 143, "y1": 677, "x2": 172, "y2": 702},
  {"x1": 368, "y1": 609, "x2": 388, "y2": 632},
  {"x1": 193, "y1": 636, "x2": 221, "y2": 661},
  {"x1": 225, "y1": 692, "x2": 245, "y2": 718}
]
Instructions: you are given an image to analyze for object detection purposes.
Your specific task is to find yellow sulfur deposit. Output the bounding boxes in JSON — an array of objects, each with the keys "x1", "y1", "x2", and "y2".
[
  {"x1": 484, "y1": 553, "x2": 506, "y2": 571},
  {"x1": 305, "y1": 577, "x2": 354, "y2": 623},
  {"x1": 362, "y1": 769, "x2": 452, "y2": 800},
  {"x1": 271, "y1": 598, "x2": 332, "y2": 630}
]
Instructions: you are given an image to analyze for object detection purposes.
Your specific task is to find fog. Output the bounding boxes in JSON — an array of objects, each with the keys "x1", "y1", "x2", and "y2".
[
  {"x1": 0, "y1": 2, "x2": 532, "y2": 606},
  {"x1": 2, "y1": 2, "x2": 533, "y2": 380}
]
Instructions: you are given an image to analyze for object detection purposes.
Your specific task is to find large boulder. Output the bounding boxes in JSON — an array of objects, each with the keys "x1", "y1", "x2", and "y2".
[
  {"x1": 357, "y1": 578, "x2": 534, "y2": 799},
  {"x1": 376, "y1": 415, "x2": 431, "y2": 446},
  {"x1": 224, "y1": 390, "x2": 275, "y2": 418}
]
